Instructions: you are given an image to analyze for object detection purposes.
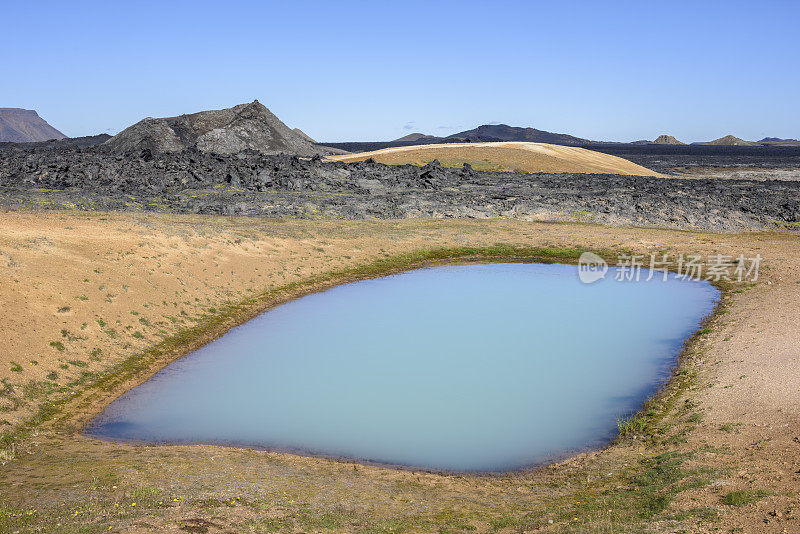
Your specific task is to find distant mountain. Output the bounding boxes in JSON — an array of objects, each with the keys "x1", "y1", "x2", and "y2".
[
  {"x1": 758, "y1": 137, "x2": 800, "y2": 145},
  {"x1": 106, "y1": 100, "x2": 340, "y2": 156},
  {"x1": 705, "y1": 135, "x2": 759, "y2": 146},
  {"x1": 652, "y1": 135, "x2": 685, "y2": 145},
  {"x1": 0, "y1": 108, "x2": 66, "y2": 143},
  {"x1": 393, "y1": 132, "x2": 440, "y2": 143},
  {"x1": 445, "y1": 124, "x2": 591, "y2": 145}
]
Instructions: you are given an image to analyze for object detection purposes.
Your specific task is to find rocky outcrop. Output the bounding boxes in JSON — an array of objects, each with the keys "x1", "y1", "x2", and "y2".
[
  {"x1": 0, "y1": 108, "x2": 66, "y2": 143},
  {"x1": 105, "y1": 100, "x2": 341, "y2": 156},
  {"x1": 652, "y1": 135, "x2": 685, "y2": 145}
]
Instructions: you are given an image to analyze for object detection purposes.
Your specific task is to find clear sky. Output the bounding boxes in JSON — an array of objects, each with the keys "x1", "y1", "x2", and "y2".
[{"x1": 3, "y1": 0, "x2": 798, "y2": 142}]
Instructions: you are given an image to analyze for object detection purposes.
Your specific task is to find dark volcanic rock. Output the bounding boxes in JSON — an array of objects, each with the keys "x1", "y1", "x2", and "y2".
[
  {"x1": 105, "y1": 101, "x2": 343, "y2": 157},
  {"x1": 0, "y1": 134, "x2": 110, "y2": 151},
  {"x1": 585, "y1": 144, "x2": 800, "y2": 173},
  {"x1": 0, "y1": 144, "x2": 798, "y2": 231}
]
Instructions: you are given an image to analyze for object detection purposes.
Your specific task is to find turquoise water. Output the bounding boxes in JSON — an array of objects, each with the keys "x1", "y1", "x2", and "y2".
[{"x1": 86, "y1": 263, "x2": 719, "y2": 472}]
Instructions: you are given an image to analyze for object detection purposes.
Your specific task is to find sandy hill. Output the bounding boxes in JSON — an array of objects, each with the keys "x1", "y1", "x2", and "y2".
[
  {"x1": 0, "y1": 108, "x2": 66, "y2": 143},
  {"x1": 652, "y1": 134, "x2": 685, "y2": 145},
  {"x1": 706, "y1": 135, "x2": 759, "y2": 146},
  {"x1": 106, "y1": 100, "x2": 338, "y2": 156},
  {"x1": 328, "y1": 142, "x2": 661, "y2": 176}
]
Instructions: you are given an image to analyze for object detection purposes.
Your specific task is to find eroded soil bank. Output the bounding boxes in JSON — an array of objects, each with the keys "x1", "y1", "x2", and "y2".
[{"x1": 1, "y1": 213, "x2": 799, "y2": 532}]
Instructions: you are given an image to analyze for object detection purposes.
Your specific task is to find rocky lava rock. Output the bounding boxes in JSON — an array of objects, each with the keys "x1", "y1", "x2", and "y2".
[
  {"x1": 105, "y1": 101, "x2": 342, "y2": 156},
  {"x1": 0, "y1": 145, "x2": 798, "y2": 231}
]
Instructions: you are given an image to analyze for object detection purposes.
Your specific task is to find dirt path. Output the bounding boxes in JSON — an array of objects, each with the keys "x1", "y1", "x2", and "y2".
[{"x1": 0, "y1": 212, "x2": 798, "y2": 532}]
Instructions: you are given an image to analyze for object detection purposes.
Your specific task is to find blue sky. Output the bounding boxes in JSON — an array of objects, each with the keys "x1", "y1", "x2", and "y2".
[{"x1": 2, "y1": 0, "x2": 798, "y2": 142}]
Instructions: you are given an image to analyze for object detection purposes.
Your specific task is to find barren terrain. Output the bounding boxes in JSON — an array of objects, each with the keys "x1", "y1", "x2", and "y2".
[
  {"x1": 1, "y1": 147, "x2": 798, "y2": 231},
  {"x1": 0, "y1": 212, "x2": 798, "y2": 533}
]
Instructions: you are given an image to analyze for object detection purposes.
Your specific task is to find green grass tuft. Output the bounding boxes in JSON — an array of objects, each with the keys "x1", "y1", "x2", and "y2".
[{"x1": 721, "y1": 490, "x2": 770, "y2": 506}]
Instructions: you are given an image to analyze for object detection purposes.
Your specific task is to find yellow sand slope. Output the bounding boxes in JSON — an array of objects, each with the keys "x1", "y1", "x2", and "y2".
[{"x1": 329, "y1": 141, "x2": 661, "y2": 176}]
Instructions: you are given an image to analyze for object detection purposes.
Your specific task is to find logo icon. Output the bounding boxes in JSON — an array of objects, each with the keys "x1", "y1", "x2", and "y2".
[{"x1": 578, "y1": 252, "x2": 608, "y2": 284}]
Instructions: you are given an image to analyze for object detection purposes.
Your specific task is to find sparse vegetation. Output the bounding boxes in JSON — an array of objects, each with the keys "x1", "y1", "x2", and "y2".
[{"x1": 721, "y1": 490, "x2": 771, "y2": 506}]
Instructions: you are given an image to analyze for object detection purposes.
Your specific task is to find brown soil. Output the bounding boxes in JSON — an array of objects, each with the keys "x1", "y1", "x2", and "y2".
[
  {"x1": 0, "y1": 211, "x2": 798, "y2": 532},
  {"x1": 327, "y1": 142, "x2": 662, "y2": 176}
]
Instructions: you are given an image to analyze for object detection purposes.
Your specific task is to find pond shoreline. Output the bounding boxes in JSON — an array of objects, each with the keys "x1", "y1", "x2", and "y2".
[
  {"x1": 2, "y1": 214, "x2": 793, "y2": 532},
  {"x1": 18, "y1": 244, "x2": 726, "y2": 478}
]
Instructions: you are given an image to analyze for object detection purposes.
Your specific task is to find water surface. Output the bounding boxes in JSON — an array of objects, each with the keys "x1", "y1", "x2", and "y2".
[{"x1": 87, "y1": 263, "x2": 718, "y2": 471}]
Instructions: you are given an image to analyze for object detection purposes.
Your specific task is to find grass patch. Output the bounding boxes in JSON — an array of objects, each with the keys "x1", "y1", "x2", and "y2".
[
  {"x1": 617, "y1": 413, "x2": 648, "y2": 437},
  {"x1": 49, "y1": 341, "x2": 65, "y2": 352},
  {"x1": 721, "y1": 490, "x2": 771, "y2": 506}
]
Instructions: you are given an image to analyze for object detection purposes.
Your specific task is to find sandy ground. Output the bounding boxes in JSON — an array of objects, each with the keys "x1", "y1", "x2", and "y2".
[
  {"x1": 0, "y1": 211, "x2": 799, "y2": 532},
  {"x1": 327, "y1": 142, "x2": 662, "y2": 176}
]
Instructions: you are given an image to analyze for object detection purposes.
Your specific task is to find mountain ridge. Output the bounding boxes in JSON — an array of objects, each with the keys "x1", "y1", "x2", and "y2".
[
  {"x1": 445, "y1": 124, "x2": 591, "y2": 145},
  {"x1": 0, "y1": 108, "x2": 66, "y2": 143}
]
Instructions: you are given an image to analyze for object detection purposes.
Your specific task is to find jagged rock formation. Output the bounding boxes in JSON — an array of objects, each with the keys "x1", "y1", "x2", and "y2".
[
  {"x1": 706, "y1": 135, "x2": 758, "y2": 146},
  {"x1": 652, "y1": 135, "x2": 685, "y2": 145},
  {"x1": 105, "y1": 101, "x2": 340, "y2": 156},
  {"x1": 0, "y1": 108, "x2": 66, "y2": 143}
]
